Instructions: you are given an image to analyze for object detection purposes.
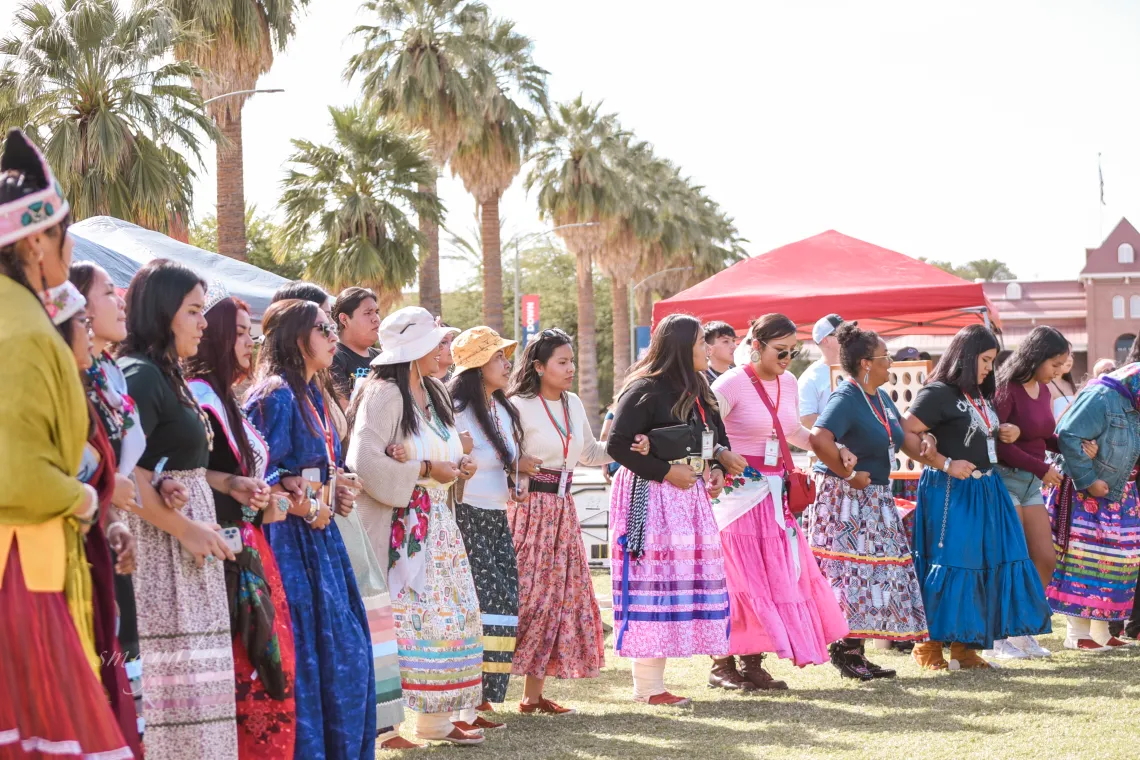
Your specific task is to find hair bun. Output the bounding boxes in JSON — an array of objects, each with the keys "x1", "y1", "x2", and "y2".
[{"x1": 833, "y1": 322, "x2": 860, "y2": 347}]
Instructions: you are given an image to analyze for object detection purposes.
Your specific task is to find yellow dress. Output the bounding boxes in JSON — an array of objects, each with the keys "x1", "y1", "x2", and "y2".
[{"x1": 0, "y1": 274, "x2": 96, "y2": 670}]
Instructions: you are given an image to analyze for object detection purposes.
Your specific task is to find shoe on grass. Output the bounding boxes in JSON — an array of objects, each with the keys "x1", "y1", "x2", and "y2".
[
  {"x1": 1006, "y1": 635, "x2": 1051, "y2": 658},
  {"x1": 1064, "y1": 637, "x2": 1112, "y2": 653},
  {"x1": 983, "y1": 639, "x2": 1030, "y2": 660},
  {"x1": 636, "y1": 691, "x2": 692, "y2": 707}
]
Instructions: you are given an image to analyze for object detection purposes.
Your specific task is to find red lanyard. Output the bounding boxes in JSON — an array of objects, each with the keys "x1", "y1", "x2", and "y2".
[
  {"x1": 965, "y1": 395, "x2": 993, "y2": 433},
  {"x1": 541, "y1": 395, "x2": 572, "y2": 464},
  {"x1": 694, "y1": 397, "x2": 710, "y2": 430},
  {"x1": 306, "y1": 397, "x2": 336, "y2": 476},
  {"x1": 863, "y1": 389, "x2": 893, "y2": 448}
]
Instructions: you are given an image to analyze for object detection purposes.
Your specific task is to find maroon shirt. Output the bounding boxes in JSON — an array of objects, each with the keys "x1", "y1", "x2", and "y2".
[{"x1": 995, "y1": 381, "x2": 1058, "y2": 478}]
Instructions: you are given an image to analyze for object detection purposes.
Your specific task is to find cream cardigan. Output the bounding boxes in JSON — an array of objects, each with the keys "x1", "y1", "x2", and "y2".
[{"x1": 345, "y1": 379, "x2": 424, "y2": 569}]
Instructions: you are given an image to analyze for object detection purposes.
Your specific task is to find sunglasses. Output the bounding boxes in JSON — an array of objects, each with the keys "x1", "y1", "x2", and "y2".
[
  {"x1": 762, "y1": 342, "x2": 801, "y2": 361},
  {"x1": 314, "y1": 322, "x2": 337, "y2": 339},
  {"x1": 869, "y1": 354, "x2": 893, "y2": 363},
  {"x1": 541, "y1": 328, "x2": 570, "y2": 341}
]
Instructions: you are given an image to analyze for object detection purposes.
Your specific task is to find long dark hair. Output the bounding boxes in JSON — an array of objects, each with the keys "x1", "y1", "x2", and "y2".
[
  {"x1": 118, "y1": 258, "x2": 206, "y2": 406},
  {"x1": 995, "y1": 326, "x2": 1069, "y2": 391},
  {"x1": 834, "y1": 322, "x2": 881, "y2": 376},
  {"x1": 351, "y1": 364, "x2": 454, "y2": 439},
  {"x1": 68, "y1": 260, "x2": 99, "y2": 297},
  {"x1": 927, "y1": 324, "x2": 1001, "y2": 399},
  {"x1": 449, "y1": 368, "x2": 523, "y2": 470},
  {"x1": 185, "y1": 297, "x2": 256, "y2": 475},
  {"x1": 621, "y1": 314, "x2": 715, "y2": 421},
  {"x1": 508, "y1": 328, "x2": 573, "y2": 399},
  {"x1": 247, "y1": 299, "x2": 322, "y2": 436}
]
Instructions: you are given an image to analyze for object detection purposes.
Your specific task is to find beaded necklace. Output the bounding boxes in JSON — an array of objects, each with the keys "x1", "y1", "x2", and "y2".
[{"x1": 416, "y1": 384, "x2": 451, "y2": 442}]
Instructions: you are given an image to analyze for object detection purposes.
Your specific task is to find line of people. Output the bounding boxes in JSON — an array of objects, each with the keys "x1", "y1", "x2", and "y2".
[{"x1": 5, "y1": 125, "x2": 1140, "y2": 759}]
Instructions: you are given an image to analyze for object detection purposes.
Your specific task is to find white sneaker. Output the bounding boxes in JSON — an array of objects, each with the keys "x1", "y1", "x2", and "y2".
[
  {"x1": 982, "y1": 639, "x2": 1031, "y2": 660},
  {"x1": 1007, "y1": 635, "x2": 1052, "y2": 658}
]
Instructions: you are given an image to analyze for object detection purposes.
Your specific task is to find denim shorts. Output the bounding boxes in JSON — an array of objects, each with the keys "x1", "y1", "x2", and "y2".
[{"x1": 996, "y1": 464, "x2": 1045, "y2": 507}]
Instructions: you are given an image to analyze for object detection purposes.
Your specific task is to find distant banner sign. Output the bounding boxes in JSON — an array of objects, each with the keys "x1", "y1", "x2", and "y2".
[
  {"x1": 522, "y1": 295, "x2": 541, "y2": 347},
  {"x1": 635, "y1": 326, "x2": 651, "y2": 361}
]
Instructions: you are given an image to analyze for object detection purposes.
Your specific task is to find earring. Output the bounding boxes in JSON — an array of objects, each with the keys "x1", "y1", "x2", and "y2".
[
  {"x1": 749, "y1": 350, "x2": 761, "y2": 364},
  {"x1": 38, "y1": 260, "x2": 48, "y2": 295},
  {"x1": 537, "y1": 370, "x2": 544, "y2": 377},
  {"x1": 863, "y1": 371, "x2": 870, "y2": 385}
]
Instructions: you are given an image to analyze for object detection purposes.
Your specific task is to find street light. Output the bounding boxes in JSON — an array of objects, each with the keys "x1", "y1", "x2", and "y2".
[
  {"x1": 513, "y1": 222, "x2": 600, "y2": 342},
  {"x1": 628, "y1": 266, "x2": 693, "y2": 365},
  {"x1": 201, "y1": 88, "x2": 285, "y2": 106}
]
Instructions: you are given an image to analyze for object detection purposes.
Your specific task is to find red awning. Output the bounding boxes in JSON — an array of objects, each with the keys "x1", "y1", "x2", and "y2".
[{"x1": 653, "y1": 230, "x2": 1001, "y2": 338}]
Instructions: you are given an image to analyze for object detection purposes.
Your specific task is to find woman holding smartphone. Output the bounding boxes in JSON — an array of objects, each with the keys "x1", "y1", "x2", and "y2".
[
  {"x1": 186, "y1": 290, "x2": 296, "y2": 758},
  {"x1": 244, "y1": 298, "x2": 377, "y2": 759},
  {"x1": 118, "y1": 259, "x2": 240, "y2": 757}
]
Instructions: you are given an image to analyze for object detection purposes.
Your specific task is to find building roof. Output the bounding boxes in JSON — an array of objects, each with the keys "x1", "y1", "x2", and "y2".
[
  {"x1": 982, "y1": 279, "x2": 1087, "y2": 322},
  {"x1": 1082, "y1": 217, "x2": 1140, "y2": 277}
]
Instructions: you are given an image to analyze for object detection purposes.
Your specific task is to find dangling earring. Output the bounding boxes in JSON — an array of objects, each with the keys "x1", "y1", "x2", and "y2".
[
  {"x1": 537, "y1": 370, "x2": 544, "y2": 378},
  {"x1": 38, "y1": 260, "x2": 49, "y2": 295},
  {"x1": 863, "y1": 371, "x2": 870, "y2": 385},
  {"x1": 749, "y1": 350, "x2": 761, "y2": 364}
]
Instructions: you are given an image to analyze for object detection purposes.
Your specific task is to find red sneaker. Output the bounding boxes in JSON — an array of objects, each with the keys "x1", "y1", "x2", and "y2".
[
  {"x1": 476, "y1": 701, "x2": 495, "y2": 712},
  {"x1": 1064, "y1": 637, "x2": 1112, "y2": 653},
  {"x1": 472, "y1": 716, "x2": 506, "y2": 730},
  {"x1": 438, "y1": 728, "x2": 484, "y2": 746},
  {"x1": 1105, "y1": 637, "x2": 1133, "y2": 648},
  {"x1": 449, "y1": 721, "x2": 484, "y2": 734},
  {"x1": 637, "y1": 691, "x2": 692, "y2": 707},
  {"x1": 519, "y1": 697, "x2": 575, "y2": 715},
  {"x1": 380, "y1": 736, "x2": 424, "y2": 750}
]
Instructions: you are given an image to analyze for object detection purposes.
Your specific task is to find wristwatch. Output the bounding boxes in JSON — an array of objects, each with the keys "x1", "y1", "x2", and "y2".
[{"x1": 303, "y1": 498, "x2": 320, "y2": 524}]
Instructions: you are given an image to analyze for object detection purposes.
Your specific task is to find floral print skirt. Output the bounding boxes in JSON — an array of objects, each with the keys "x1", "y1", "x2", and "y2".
[
  {"x1": 1046, "y1": 479, "x2": 1140, "y2": 620},
  {"x1": 508, "y1": 491, "x2": 605, "y2": 679}
]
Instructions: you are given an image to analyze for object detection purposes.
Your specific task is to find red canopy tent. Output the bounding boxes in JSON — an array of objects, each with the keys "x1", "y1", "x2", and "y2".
[{"x1": 653, "y1": 230, "x2": 1002, "y2": 339}]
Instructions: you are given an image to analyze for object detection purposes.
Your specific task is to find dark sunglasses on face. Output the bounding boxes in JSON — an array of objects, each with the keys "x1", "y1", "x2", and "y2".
[
  {"x1": 314, "y1": 322, "x2": 337, "y2": 339},
  {"x1": 763, "y1": 342, "x2": 801, "y2": 361}
]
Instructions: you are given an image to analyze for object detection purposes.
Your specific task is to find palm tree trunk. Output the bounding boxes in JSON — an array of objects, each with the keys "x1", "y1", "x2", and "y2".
[
  {"x1": 216, "y1": 109, "x2": 247, "y2": 260},
  {"x1": 481, "y1": 195, "x2": 503, "y2": 332},
  {"x1": 637, "y1": 286, "x2": 653, "y2": 327},
  {"x1": 611, "y1": 276, "x2": 631, "y2": 399},
  {"x1": 575, "y1": 251, "x2": 601, "y2": 434},
  {"x1": 418, "y1": 177, "x2": 442, "y2": 317}
]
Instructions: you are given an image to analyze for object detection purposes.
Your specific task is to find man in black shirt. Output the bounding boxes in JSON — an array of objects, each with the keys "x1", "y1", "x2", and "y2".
[
  {"x1": 703, "y1": 321, "x2": 737, "y2": 382},
  {"x1": 329, "y1": 287, "x2": 381, "y2": 401}
]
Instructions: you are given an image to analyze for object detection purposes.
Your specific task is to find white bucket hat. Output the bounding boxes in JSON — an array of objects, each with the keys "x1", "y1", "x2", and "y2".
[{"x1": 371, "y1": 306, "x2": 452, "y2": 367}]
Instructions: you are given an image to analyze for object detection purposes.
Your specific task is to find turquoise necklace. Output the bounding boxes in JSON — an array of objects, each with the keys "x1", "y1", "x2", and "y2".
[{"x1": 417, "y1": 385, "x2": 451, "y2": 441}]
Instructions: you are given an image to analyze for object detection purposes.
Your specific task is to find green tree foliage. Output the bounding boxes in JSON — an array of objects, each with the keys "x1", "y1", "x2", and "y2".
[
  {"x1": 921, "y1": 257, "x2": 1017, "y2": 281},
  {"x1": 189, "y1": 206, "x2": 307, "y2": 280},
  {"x1": 0, "y1": 0, "x2": 218, "y2": 231}
]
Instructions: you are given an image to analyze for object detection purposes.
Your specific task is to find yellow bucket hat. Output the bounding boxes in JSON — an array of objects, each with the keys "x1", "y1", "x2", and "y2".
[{"x1": 452, "y1": 326, "x2": 518, "y2": 375}]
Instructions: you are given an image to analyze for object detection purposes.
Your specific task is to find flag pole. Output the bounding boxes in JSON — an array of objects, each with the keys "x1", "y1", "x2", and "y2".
[{"x1": 1099, "y1": 152, "x2": 1105, "y2": 241}]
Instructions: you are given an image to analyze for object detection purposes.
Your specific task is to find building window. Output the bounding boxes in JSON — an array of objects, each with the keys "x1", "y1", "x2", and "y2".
[
  {"x1": 1120, "y1": 243, "x2": 1135, "y2": 264},
  {"x1": 1113, "y1": 295, "x2": 1126, "y2": 319},
  {"x1": 1005, "y1": 282, "x2": 1022, "y2": 300},
  {"x1": 1132, "y1": 295, "x2": 1140, "y2": 318},
  {"x1": 1117, "y1": 334, "x2": 1136, "y2": 364}
]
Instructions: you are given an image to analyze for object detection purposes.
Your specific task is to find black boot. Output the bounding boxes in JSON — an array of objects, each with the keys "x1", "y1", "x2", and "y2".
[
  {"x1": 829, "y1": 641, "x2": 873, "y2": 681},
  {"x1": 854, "y1": 641, "x2": 896, "y2": 679}
]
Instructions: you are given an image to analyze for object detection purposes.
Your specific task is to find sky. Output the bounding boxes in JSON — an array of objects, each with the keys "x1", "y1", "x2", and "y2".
[{"x1": 5, "y1": 0, "x2": 1140, "y2": 290}]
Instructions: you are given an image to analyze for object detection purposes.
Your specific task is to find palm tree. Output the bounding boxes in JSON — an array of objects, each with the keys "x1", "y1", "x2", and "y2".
[
  {"x1": 346, "y1": 0, "x2": 492, "y2": 317},
  {"x1": 169, "y1": 0, "x2": 311, "y2": 260},
  {"x1": 526, "y1": 96, "x2": 625, "y2": 430},
  {"x1": 279, "y1": 104, "x2": 441, "y2": 310},
  {"x1": 0, "y1": 0, "x2": 217, "y2": 231},
  {"x1": 449, "y1": 19, "x2": 547, "y2": 332}
]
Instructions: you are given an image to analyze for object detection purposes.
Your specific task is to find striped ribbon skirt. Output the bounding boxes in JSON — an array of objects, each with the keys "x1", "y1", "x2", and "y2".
[{"x1": 454, "y1": 503, "x2": 519, "y2": 703}]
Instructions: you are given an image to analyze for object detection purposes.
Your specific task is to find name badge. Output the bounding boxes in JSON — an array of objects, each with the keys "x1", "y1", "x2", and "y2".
[
  {"x1": 886, "y1": 409, "x2": 896, "y2": 420},
  {"x1": 987, "y1": 437, "x2": 998, "y2": 464},
  {"x1": 558, "y1": 469, "x2": 570, "y2": 498},
  {"x1": 888, "y1": 445, "x2": 896, "y2": 462},
  {"x1": 701, "y1": 430, "x2": 715, "y2": 460},
  {"x1": 764, "y1": 436, "x2": 779, "y2": 467}
]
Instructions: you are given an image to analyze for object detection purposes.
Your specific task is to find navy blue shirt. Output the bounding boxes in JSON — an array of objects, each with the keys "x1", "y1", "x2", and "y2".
[
  {"x1": 244, "y1": 378, "x2": 343, "y2": 484},
  {"x1": 812, "y1": 380, "x2": 904, "y2": 485}
]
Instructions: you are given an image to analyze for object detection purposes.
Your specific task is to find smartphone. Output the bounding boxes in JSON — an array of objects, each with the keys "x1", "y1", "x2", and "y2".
[{"x1": 220, "y1": 526, "x2": 243, "y2": 555}]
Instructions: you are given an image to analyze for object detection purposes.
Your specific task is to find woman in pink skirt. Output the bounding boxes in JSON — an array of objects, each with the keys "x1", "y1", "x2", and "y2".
[
  {"x1": 608, "y1": 314, "x2": 743, "y2": 706},
  {"x1": 709, "y1": 313, "x2": 851, "y2": 689}
]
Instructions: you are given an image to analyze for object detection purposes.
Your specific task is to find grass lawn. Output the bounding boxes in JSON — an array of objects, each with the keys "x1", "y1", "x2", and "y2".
[{"x1": 382, "y1": 570, "x2": 1140, "y2": 760}]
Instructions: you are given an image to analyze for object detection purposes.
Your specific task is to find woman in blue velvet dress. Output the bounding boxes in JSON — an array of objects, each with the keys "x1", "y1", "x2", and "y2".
[
  {"x1": 901, "y1": 325, "x2": 1053, "y2": 671},
  {"x1": 243, "y1": 298, "x2": 376, "y2": 759}
]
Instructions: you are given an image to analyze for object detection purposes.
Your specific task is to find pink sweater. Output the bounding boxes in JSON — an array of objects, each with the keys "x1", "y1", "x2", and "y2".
[{"x1": 712, "y1": 366, "x2": 811, "y2": 455}]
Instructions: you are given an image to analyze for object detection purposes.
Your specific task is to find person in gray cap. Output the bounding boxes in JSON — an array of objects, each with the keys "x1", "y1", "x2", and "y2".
[{"x1": 799, "y1": 314, "x2": 845, "y2": 429}]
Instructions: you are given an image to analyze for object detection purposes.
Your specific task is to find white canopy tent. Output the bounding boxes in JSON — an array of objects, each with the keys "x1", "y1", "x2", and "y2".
[{"x1": 70, "y1": 216, "x2": 290, "y2": 319}]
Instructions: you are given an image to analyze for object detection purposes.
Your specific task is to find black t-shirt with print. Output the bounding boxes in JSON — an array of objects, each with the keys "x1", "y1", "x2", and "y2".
[
  {"x1": 908, "y1": 381, "x2": 997, "y2": 471},
  {"x1": 330, "y1": 343, "x2": 378, "y2": 400}
]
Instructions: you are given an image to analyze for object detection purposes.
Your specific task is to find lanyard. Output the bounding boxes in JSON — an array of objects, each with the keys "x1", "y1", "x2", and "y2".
[
  {"x1": 859, "y1": 386, "x2": 893, "y2": 449},
  {"x1": 306, "y1": 396, "x2": 336, "y2": 477},
  {"x1": 541, "y1": 395, "x2": 572, "y2": 465},
  {"x1": 694, "y1": 397, "x2": 710, "y2": 431},
  {"x1": 964, "y1": 395, "x2": 993, "y2": 435}
]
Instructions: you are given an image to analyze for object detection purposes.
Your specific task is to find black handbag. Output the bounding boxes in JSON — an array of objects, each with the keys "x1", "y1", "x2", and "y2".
[{"x1": 647, "y1": 423, "x2": 698, "y2": 461}]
